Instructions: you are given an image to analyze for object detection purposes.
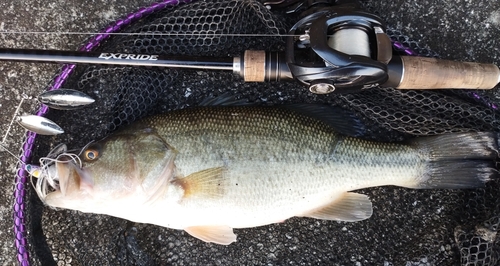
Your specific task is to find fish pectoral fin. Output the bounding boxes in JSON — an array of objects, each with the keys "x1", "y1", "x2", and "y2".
[
  {"x1": 173, "y1": 167, "x2": 226, "y2": 199},
  {"x1": 184, "y1": 225, "x2": 237, "y2": 245},
  {"x1": 304, "y1": 192, "x2": 373, "y2": 222}
]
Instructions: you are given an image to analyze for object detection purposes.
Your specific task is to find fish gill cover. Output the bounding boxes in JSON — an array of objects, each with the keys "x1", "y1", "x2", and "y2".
[{"x1": 14, "y1": 0, "x2": 500, "y2": 265}]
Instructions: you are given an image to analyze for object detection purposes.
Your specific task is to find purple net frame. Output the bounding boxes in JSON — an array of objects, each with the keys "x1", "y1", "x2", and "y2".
[
  {"x1": 9, "y1": 2, "x2": 429, "y2": 265},
  {"x1": 12, "y1": 0, "x2": 191, "y2": 265}
]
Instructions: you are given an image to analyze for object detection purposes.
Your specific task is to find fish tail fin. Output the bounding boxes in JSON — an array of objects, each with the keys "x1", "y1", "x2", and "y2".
[{"x1": 408, "y1": 132, "x2": 498, "y2": 189}]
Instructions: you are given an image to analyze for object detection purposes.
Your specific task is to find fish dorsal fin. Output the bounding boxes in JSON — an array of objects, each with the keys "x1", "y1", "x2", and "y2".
[
  {"x1": 198, "y1": 92, "x2": 249, "y2": 106},
  {"x1": 173, "y1": 167, "x2": 226, "y2": 199},
  {"x1": 303, "y1": 192, "x2": 373, "y2": 222},
  {"x1": 184, "y1": 225, "x2": 237, "y2": 245},
  {"x1": 281, "y1": 104, "x2": 366, "y2": 138}
]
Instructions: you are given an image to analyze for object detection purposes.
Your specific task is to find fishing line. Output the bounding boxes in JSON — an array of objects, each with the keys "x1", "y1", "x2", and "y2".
[
  {"x1": 0, "y1": 138, "x2": 44, "y2": 199},
  {"x1": 0, "y1": 142, "x2": 23, "y2": 164},
  {"x1": 0, "y1": 31, "x2": 298, "y2": 37},
  {"x1": 1, "y1": 94, "x2": 28, "y2": 144},
  {"x1": 0, "y1": 94, "x2": 34, "y2": 167},
  {"x1": 34, "y1": 152, "x2": 83, "y2": 201}
]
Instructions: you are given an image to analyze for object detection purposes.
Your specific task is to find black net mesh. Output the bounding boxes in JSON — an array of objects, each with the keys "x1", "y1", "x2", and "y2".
[{"x1": 22, "y1": 0, "x2": 500, "y2": 265}]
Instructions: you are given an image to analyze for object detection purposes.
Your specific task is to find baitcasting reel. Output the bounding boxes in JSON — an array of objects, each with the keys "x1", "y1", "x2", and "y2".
[
  {"x1": 284, "y1": 1, "x2": 392, "y2": 93},
  {"x1": 236, "y1": 0, "x2": 392, "y2": 93}
]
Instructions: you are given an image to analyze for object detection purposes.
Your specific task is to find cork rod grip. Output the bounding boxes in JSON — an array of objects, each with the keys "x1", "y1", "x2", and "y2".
[
  {"x1": 243, "y1": 50, "x2": 266, "y2": 82},
  {"x1": 397, "y1": 56, "x2": 500, "y2": 89}
]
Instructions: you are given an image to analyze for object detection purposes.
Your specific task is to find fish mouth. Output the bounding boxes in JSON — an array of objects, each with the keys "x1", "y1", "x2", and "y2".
[{"x1": 33, "y1": 152, "x2": 92, "y2": 204}]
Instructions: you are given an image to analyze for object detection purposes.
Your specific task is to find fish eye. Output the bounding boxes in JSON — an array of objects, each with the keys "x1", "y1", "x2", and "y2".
[{"x1": 83, "y1": 149, "x2": 99, "y2": 161}]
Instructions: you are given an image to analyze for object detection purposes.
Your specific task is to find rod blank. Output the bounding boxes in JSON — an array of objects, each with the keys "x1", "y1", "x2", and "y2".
[
  {"x1": 0, "y1": 48, "x2": 234, "y2": 70},
  {"x1": 1, "y1": 48, "x2": 498, "y2": 90}
]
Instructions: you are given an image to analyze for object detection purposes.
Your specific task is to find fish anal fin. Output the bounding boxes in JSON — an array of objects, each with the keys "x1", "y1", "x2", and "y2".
[
  {"x1": 174, "y1": 167, "x2": 226, "y2": 199},
  {"x1": 304, "y1": 192, "x2": 373, "y2": 222},
  {"x1": 184, "y1": 225, "x2": 236, "y2": 245}
]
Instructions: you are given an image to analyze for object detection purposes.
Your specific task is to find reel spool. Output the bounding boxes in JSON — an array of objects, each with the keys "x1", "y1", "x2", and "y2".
[{"x1": 286, "y1": 5, "x2": 392, "y2": 93}]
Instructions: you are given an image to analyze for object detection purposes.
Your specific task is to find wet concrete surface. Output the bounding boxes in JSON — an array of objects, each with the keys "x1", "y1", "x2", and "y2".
[{"x1": 0, "y1": 0, "x2": 499, "y2": 265}]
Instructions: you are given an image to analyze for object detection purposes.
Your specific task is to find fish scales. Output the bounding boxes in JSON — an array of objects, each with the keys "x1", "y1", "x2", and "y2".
[
  {"x1": 122, "y1": 107, "x2": 423, "y2": 226},
  {"x1": 36, "y1": 105, "x2": 498, "y2": 245}
]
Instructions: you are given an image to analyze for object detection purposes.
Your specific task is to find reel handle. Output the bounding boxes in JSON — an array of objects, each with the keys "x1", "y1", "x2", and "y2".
[{"x1": 386, "y1": 56, "x2": 500, "y2": 90}]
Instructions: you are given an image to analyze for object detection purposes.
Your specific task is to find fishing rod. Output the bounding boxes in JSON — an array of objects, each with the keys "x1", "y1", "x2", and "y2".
[{"x1": 0, "y1": 0, "x2": 499, "y2": 96}]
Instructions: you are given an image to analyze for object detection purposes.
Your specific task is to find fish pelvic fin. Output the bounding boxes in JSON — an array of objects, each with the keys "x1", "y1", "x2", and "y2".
[
  {"x1": 173, "y1": 167, "x2": 226, "y2": 199},
  {"x1": 184, "y1": 225, "x2": 236, "y2": 245},
  {"x1": 302, "y1": 192, "x2": 373, "y2": 222},
  {"x1": 408, "y1": 132, "x2": 498, "y2": 189}
]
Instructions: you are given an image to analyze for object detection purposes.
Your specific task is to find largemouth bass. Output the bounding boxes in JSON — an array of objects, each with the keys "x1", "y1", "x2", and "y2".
[{"x1": 35, "y1": 105, "x2": 498, "y2": 245}]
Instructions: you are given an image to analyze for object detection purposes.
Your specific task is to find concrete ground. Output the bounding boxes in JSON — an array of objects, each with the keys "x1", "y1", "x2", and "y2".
[
  {"x1": 0, "y1": 1, "x2": 160, "y2": 264},
  {"x1": 0, "y1": 0, "x2": 499, "y2": 265}
]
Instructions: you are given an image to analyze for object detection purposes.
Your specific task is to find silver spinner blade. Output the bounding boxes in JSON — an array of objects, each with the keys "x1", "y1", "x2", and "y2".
[
  {"x1": 17, "y1": 115, "x2": 64, "y2": 135},
  {"x1": 38, "y1": 89, "x2": 95, "y2": 110}
]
